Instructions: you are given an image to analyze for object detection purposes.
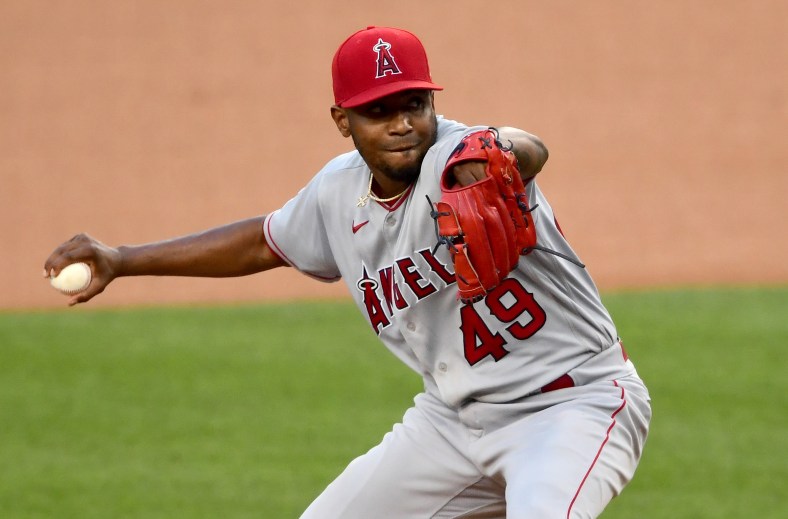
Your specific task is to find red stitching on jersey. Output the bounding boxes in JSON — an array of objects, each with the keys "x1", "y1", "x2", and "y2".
[
  {"x1": 263, "y1": 214, "x2": 289, "y2": 263},
  {"x1": 566, "y1": 381, "x2": 627, "y2": 519}
]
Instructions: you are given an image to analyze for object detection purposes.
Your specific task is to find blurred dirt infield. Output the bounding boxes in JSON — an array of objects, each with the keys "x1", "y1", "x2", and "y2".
[{"x1": 2, "y1": 1, "x2": 786, "y2": 310}]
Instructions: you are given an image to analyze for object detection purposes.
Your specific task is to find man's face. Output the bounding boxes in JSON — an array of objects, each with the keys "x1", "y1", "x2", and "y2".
[{"x1": 332, "y1": 90, "x2": 438, "y2": 186}]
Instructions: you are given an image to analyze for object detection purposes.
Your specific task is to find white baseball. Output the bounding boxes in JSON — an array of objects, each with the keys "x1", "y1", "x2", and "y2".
[{"x1": 50, "y1": 262, "x2": 92, "y2": 295}]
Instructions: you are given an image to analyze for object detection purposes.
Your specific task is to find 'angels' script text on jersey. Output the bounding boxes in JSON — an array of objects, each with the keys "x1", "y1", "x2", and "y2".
[{"x1": 356, "y1": 248, "x2": 546, "y2": 366}]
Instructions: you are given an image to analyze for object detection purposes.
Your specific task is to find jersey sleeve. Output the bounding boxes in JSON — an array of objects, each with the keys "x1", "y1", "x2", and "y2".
[
  {"x1": 426, "y1": 117, "x2": 487, "y2": 182},
  {"x1": 264, "y1": 169, "x2": 342, "y2": 283}
]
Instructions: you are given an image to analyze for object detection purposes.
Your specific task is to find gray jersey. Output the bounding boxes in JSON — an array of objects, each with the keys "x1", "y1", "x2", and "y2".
[{"x1": 264, "y1": 116, "x2": 632, "y2": 409}]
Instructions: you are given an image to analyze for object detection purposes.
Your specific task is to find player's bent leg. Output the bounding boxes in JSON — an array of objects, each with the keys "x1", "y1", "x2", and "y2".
[
  {"x1": 474, "y1": 375, "x2": 651, "y2": 519},
  {"x1": 561, "y1": 376, "x2": 652, "y2": 518},
  {"x1": 300, "y1": 392, "x2": 506, "y2": 519}
]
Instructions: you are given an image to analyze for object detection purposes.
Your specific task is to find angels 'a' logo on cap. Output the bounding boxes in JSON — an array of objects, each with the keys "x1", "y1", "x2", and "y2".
[{"x1": 373, "y1": 38, "x2": 402, "y2": 78}]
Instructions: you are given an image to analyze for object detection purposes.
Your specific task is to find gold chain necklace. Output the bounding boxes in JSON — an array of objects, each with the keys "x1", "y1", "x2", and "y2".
[{"x1": 356, "y1": 173, "x2": 410, "y2": 207}]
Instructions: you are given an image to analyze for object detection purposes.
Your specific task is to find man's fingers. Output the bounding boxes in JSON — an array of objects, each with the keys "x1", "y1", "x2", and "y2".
[
  {"x1": 44, "y1": 234, "x2": 97, "y2": 275},
  {"x1": 67, "y1": 281, "x2": 104, "y2": 306},
  {"x1": 451, "y1": 161, "x2": 487, "y2": 187},
  {"x1": 453, "y1": 168, "x2": 477, "y2": 186}
]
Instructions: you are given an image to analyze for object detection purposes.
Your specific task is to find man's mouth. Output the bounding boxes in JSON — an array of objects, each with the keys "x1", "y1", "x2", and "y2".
[{"x1": 387, "y1": 143, "x2": 418, "y2": 153}]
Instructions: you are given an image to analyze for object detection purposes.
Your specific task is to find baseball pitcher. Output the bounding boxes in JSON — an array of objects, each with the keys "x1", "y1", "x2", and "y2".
[{"x1": 45, "y1": 26, "x2": 651, "y2": 518}]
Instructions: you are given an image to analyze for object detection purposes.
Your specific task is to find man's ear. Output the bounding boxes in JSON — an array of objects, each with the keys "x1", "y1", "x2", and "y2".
[{"x1": 330, "y1": 106, "x2": 351, "y2": 138}]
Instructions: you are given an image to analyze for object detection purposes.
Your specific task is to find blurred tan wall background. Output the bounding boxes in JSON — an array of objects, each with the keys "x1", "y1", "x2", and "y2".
[{"x1": 2, "y1": 0, "x2": 786, "y2": 310}]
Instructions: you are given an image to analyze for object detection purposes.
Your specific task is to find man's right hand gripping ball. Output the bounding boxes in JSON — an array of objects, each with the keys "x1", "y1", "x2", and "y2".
[{"x1": 430, "y1": 128, "x2": 537, "y2": 303}]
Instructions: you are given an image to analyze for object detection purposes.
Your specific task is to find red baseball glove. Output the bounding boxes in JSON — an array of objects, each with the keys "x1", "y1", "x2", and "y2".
[{"x1": 429, "y1": 128, "x2": 537, "y2": 303}]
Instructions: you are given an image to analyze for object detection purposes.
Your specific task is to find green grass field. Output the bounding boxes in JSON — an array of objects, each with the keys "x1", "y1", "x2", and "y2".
[{"x1": 1, "y1": 287, "x2": 786, "y2": 518}]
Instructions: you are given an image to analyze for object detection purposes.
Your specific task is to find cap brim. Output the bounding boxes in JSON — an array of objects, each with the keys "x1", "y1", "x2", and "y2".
[{"x1": 338, "y1": 81, "x2": 443, "y2": 108}]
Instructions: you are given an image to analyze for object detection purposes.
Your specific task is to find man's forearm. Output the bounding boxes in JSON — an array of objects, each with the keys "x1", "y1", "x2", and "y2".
[
  {"x1": 117, "y1": 216, "x2": 284, "y2": 278},
  {"x1": 497, "y1": 127, "x2": 549, "y2": 179}
]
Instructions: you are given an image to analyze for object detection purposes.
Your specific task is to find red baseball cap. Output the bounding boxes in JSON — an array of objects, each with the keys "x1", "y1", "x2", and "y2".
[{"x1": 332, "y1": 26, "x2": 443, "y2": 108}]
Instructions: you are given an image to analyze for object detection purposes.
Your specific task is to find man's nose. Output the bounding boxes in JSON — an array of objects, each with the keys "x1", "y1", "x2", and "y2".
[{"x1": 389, "y1": 111, "x2": 413, "y2": 134}]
